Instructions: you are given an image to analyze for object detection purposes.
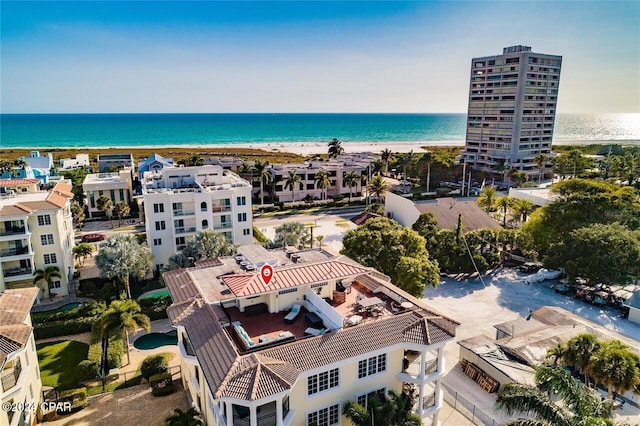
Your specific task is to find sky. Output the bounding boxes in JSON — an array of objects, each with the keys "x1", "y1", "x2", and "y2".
[{"x1": 1, "y1": 1, "x2": 639, "y2": 114}]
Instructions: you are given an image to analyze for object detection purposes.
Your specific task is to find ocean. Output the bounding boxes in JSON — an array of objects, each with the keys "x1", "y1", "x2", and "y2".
[{"x1": 1, "y1": 113, "x2": 639, "y2": 149}]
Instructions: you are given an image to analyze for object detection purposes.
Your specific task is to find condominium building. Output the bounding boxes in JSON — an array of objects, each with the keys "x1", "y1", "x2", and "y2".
[
  {"x1": 0, "y1": 181, "x2": 75, "y2": 298},
  {"x1": 97, "y1": 153, "x2": 134, "y2": 173},
  {"x1": 0, "y1": 288, "x2": 42, "y2": 426},
  {"x1": 460, "y1": 45, "x2": 562, "y2": 177},
  {"x1": 82, "y1": 169, "x2": 134, "y2": 218},
  {"x1": 164, "y1": 245, "x2": 459, "y2": 426},
  {"x1": 271, "y1": 153, "x2": 377, "y2": 203},
  {"x1": 59, "y1": 154, "x2": 90, "y2": 171},
  {"x1": 141, "y1": 165, "x2": 253, "y2": 272}
]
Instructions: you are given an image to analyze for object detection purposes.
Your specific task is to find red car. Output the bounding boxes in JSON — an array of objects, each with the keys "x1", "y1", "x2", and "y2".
[{"x1": 81, "y1": 233, "x2": 107, "y2": 243}]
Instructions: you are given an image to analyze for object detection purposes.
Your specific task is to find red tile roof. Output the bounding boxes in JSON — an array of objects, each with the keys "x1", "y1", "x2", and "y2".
[
  {"x1": 0, "y1": 288, "x2": 39, "y2": 366},
  {"x1": 221, "y1": 258, "x2": 370, "y2": 297},
  {"x1": 0, "y1": 179, "x2": 40, "y2": 187}
]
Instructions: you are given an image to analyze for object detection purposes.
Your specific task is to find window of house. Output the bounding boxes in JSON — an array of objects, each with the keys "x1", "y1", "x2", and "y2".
[
  {"x1": 153, "y1": 238, "x2": 162, "y2": 246},
  {"x1": 357, "y1": 354, "x2": 387, "y2": 379},
  {"x1": 43, "y1": 253, "x2": 57, "y2": 264},
  {"x1": 243, "y1": 228, "x2": 250, "y2": 236},
  {"x1": 40, "y1": 234, "x2": 54, "y2": 245},
  {"x1": 200, "y1": 202, "x2": 207, "y2": 211},
  {"x1": 37, "y1": 215, "x2": 52, "y2": 226},
  {"x1": 307, "y1": 368, "x2": 339, "y2": 396},
  {"x1": 53, "y1": 280, "x2": 61, "y2": 288},
  {"x1": 307, "y1": 404, "x2": 339, "y2": 426},
  {"x1": 236, "y1": 196, "x2": 246, "y2": 206},
  {"x1": 357, "y1": 388, "x2": 386, "y2": 408},
  {"x1": 176, "y1": 237, "x2": 186, "y2": 246},
  {"x1": 155, "y1": 221, "x2": 166, "y2": 231},
  {"x1": 153, "y1": 203, "x2": 164, "y2": 213},
  {"x1": 202, "y1": 220, "x2": 209, "y2": 229},
  {"x1": 237, "y1": 213, "x2": 247, "y2": 222}
]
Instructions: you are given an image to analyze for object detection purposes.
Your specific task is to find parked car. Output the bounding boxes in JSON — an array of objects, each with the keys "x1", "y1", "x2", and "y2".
[{"x1": 81, "y1": 233, "x2": 107, "y2": 242}]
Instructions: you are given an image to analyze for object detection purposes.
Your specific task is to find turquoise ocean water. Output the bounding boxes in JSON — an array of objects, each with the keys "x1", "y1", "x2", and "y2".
[{"x1": 1, "y1": 113, "x2": 639, "y2": 149}]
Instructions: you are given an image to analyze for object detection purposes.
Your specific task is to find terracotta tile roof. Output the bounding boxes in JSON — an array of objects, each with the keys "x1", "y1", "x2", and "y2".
[
  {"x1": 46, "y1": 182, "x2": 74, "y2": 207},
  {"x1": 0, "y1": 288, "x2": 38, "y2": 366},
  {"x1": 19, "y1": 201, "x2": 59, "y2": 211},
  {"x1": 0, "y1": 179, "x2": 40, "y2": 187},
  {"x1": 0, "y1": 203, "x2": 33, "y2": 216},
  {"x1": 194, "y1": 258, "x2": 223, "y2": 268},
  {"x1": 163, "y1": 269, "x2": 201, "y2": 304},
  {"x1": 221, "y1": 258, "x2": 371, "y2": 297},
  {"x1": 217, "y1": 354, "x2": 299, "y2": 400}
]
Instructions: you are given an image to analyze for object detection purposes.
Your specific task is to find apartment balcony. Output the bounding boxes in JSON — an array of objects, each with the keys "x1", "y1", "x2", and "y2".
[
  {"x1": 211, "y1": 205, "x2": 232, "y2": 213},
  {"x1": 1, "y1": 361, "x2": 22, "y2": 393},
  {"x1": 213, "y1": 223, "x2": 233, "y2": 231},
  {"x1": 172, "y1": 210, "x2": 195, "y2": 217},
  {"x1": 174, "y1": 227, "x2": 197, "y2": 235},
  {"x1": 0, "y1": 245, "x2": 33, "y2": 261},
  {"x1": 0, "y1": 226, "x2": 30, "y2": 241}
]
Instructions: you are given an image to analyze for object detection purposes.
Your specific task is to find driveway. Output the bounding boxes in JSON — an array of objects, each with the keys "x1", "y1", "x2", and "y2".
[{"x1": 425, "y1": 268, "x2": 640, "y2": 424}]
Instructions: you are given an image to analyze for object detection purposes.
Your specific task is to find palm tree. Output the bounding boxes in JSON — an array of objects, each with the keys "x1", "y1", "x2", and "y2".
[
  {"x1": 367, "y1": 175, "x2": 388, "y2": 202},
  {"x1": 187, "y1": 155, "x2": 204, "y2": 166},
  {"x1": 165, "y1": 407, "x2": 203, "y2": 426},
  {"x1": 568, "y1": 149, "x2": 583, "y2": 177},
  {"x1": 534, "y1": 153, "x2": 549, "y2": 183},
  {"x1": 421, "y1": 152, "x2": 434, "y2": 192},
  {"x1": 563, "y1": 333, "x2": 600, "y2": 386},
  {"x1": 545, "y1": 343, "x2": 566, "y2": 365},
  {"x1": 589, "y1": 340, "x2": 640, "y2": 399},
  {"x1": 328, "y1": 138, "x2": 344, "y2": 158},
  {"x1": 401, "y1": 150, "x2": 415, "y2": 179},
  {"x1": 511, "y1": 198, "x2": 536, "y2": 224},
  {"x1": 492, "y1": 158, "x2": 511, "y2": 185},
  {"x1": 73, "y1": 242, "x2": 95, "y2": 265},
  {"x1": 96, "y1": 195, "x2": 114, "y2": 227},
  {"x1": 254, "y1": 160, "x2": 273, "y2": 205},
  {"x1": 33, "y1": 266, "x2": 62, "y2": 299},
  {"x1": 510, "y1": 170, "x2": 528, "y2": 188},
  {"x1": 495, "y1": 196, "x2": 513, "y2": 227},
  {"x1": 477, "y1": 186, "x2": 498, "y2": 212},
  {"x1": 99, "y1": 299, "x2": 151, "y2": 366},
  {"x1": 343, "y1": 389, "x2": 421, "y2": 426},
  {"x1": 371, "y1": 159, "x2": 384, "y2": 176},
  {"x1": 95, "y1": 234, "x2": 153, "y2": 298},
  {"x1": 381, "y1": 149, "x2": 393, "y2": 174},
  {"x1": 496, "y1": 364, "x2": 613, "y2": 426},
  {"x1": 343, "y1": 171, "x2": 359, "y2": 202},
  {"x1": 284, "y1": 169, "x2": 301, "y2": 202},
  {"x1": 113, "y1": 201, "x2": 130, "y2": 227},
  {"x1": 314, "y1": 170, "x2": 332, "y2": 200}
]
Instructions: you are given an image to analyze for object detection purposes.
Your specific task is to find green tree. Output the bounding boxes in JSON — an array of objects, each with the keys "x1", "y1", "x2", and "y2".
[
  {"x1": 589, "y1": 340, "x2": 640, "y2": 399},
  {"x1": 477, "y1": 186, "x2": 498, "y2": 212},
  {"x1": 421, "y1": 152, "x2": 434, "y2": 192},
  {"x1": 254, "y1": 160, "x2": 273, "y2": 205},
  {"x1": 510, "y1": 170, "x2": 528, "y2": 188},
  {"x1": 166, "y1": 230, "x2": 236, "y2": 270},
  {"x1": 568, "y1": 149, "x2": 583, "y2": 177},
  {"x1": 546, "y1": 223, "x2": 640, "y2": 284},
  {"x1": 511, "y1": 198, "x2": 536, "y2": 224},
  {"x1": 113, "y1": 201, "x2": 130, "y2": 227},
  {"x1": 62, "y1": 168, "x2": 88, "y2": 203},
  {"x1": 367, "y1": 175, "x2": 388, "y2": 201},
  {"x1": 534, "y1": 153, "x2": 549, "y2": 184},
  {"x1": 545, "y1": 343, "x2": 566, "y2": 365},
  {"x1": 328, "y1": 138, "x2": 344, "y2": 158},
  {"x1": 341, "y1": 217, "x2": 439, "y2": 297},
  {"x1": 96, "y1": 195, "x2": 114, "y2": 227},
  {"x1": 284, "y1": 170, "x2": 301, "y2": 202},
  {"x1": 165, "y1": 408, "x2": 203, "y2": 426},
  {"x1": 343, "y1": 171, "x2": 359, "y2": 202},
  {"x1": 411, "y1": 212, "x2": 439, "y2": 241},
  {"x1": 400, "y1": 150, "x2": 415, "y2": 179},
  {"x1": 73, "y1": 242, "x2": 95, "y2": 265},
  {"x1": 71, "y1": 203, "x2": 86, "y2": 230},
  {"x1": 33, "y1": 266, "x2": 62, "y2": 299},
  {"x1": 343, "y1": 389, "x2": 422, "y2": 426},
  {"x1": 99, "y1": 299, "x2": 150, "y2": 366},
  {"x1": 495, "y1": 196, "x2": 513, "y2": 227},
  {"x1": 563, "y1": 334, "x2": 600, "y2": 386},
  {"x1": 95, "y1": 234, "x2": 152, "y2": 298},
  {"x1": 314, "y1": 170, "x2": 332, "y2": 200},
  {"x1": 381, "y1": 149, "x2": 393, "y2": 174},
  {"x1": 274, "y1": 222, "x2": 308, "y2": 248},
  {"x1": 496, "y1": 364, "x2": 613, "y2": 426}
]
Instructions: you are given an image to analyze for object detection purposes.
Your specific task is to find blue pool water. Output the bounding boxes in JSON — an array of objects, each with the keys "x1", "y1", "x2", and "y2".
[{"x1": 133, "y1": 330, "x2": 178, "y2": 350}]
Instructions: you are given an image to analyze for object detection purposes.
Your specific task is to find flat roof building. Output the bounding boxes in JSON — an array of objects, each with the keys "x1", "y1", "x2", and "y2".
[{"x1": 460, "y1": 45, "x2": 562, "y2": 179}]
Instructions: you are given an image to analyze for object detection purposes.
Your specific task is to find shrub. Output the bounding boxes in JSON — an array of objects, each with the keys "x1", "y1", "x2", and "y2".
[
  {"x1": 150, "y1": 373, "x2": 174, "y2": 396},
  {"x1": 139, "y1": 296, "x2": 170, "y2": 321},
  {"x1": 58, "y1": 387, "x2": 88, "y2": 413},
  {"x1": 33, "y1": 317, "x2": 95, "y2": 340},
  {"x1": 77, "y1": 360, "x2": 100, "y2": 382},
  {"x1": 140, "y1": 354, "x2": 169, "y2": 381},
  {"x1": 87, "y1": 322, "x2": 123, "y2": 369},
  {"x1": 253, "y1": 226, "x2": 269, "y2": 244}
]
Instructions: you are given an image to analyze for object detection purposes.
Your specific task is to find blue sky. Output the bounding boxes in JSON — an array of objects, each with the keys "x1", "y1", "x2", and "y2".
[{"x1": 1, "y1": 1, "x2": 638, "y2": 113}]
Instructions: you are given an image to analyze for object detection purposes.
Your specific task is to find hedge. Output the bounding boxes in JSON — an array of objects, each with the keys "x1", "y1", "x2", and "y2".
[
  {"x1": 77, "y1": 360, "x2": 100, "y2": 382},
  {"x1": 87, "y1": 322, "x2": 123, "y2": 369},
  {"x1": 150, "y1": 373, "x2": 174, "y2": 396},
  {"x1": 253, "y1": 226, "x2": 269, "y2": 244},
  {"x1": 32, "y1": 301, "x2": 106, "y2": 325},
  {"x1": 58, "y1": 387, "x2": 88, "y2": 413},
  {"x1": 139, "y1": 296, "x2": 171, "y2": 321},
  {"x1": 140, "y1": 354, "x2": 169, "y2": 381},
  {"x1": 34, "y1": 317, "x2": 95, "y2": 340}
]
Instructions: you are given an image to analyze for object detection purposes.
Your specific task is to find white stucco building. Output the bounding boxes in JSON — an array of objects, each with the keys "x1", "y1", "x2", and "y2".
[
  {"x1": 82, "y1": 169, "x2": 134, "y2": 218},
  {"x1": 164, "y1": 245, "x2": 459, "y2": 426},
  {"x1": 141, "y1": 165, "x2": 253, "y2": 272},
  {"x1": 0, "y1": 181, "x2": 75, "y2": 298},
  {"x1": 0, "y1": 288, "x2": 43, "y2": 426}
]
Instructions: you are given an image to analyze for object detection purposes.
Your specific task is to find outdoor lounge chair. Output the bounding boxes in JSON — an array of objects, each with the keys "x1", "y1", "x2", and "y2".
[
  {"x1": 284, "y1": 304, "x2": 302, "y2": 323},
  {"x1": 304, "y1": 327, "x2": 328, "y2": 336}
]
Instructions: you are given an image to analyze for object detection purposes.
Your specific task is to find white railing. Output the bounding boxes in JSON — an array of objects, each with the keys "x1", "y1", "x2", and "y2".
[{"x1": 305, "y1": 287, "x2": 344, "y2": 330}]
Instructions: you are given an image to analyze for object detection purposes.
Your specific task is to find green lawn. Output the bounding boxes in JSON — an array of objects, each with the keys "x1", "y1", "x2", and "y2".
[{"x1": 37, "y1": 340, "x2": 89, "y2": 390}]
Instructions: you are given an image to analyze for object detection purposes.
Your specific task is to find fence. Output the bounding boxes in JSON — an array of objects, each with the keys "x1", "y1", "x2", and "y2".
[{"x1": 441, "y1": 382, "x2": 500, "y2": 426}]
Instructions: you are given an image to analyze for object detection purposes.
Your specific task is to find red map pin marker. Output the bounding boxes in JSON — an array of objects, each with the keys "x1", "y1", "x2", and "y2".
[{"x1": 260, "y1": 264, "x2": 274, "y2": 286}]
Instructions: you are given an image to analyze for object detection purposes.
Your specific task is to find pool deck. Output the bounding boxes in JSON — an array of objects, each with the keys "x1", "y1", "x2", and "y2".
[
  {"x1": 31, "y1": 295, "x2": 95, "y2": 313},
  {"x1": 137, "y1": 288, "x2": 170, "y2": 300}
]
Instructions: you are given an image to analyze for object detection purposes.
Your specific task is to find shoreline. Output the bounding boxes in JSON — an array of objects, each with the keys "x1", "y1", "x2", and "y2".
[{"x1": 1, "y1": 139, "x2": 638, "y2": 157}]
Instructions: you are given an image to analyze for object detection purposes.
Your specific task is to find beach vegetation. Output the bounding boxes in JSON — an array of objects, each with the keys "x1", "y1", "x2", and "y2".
[
  {"x1": 380, "y1": 148, "x2": 393, "y2": 173},
  {"x1": 95, "y1": 234, "x2": 153, "y2": 298},
  {"x1": 328, "y1": 138, "x2": 344, "y2": 158}
]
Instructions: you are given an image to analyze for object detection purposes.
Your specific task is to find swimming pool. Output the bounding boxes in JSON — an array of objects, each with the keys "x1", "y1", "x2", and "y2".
[
  {"x1": 58, "y1": 302, "x2": 82, "y2": 311},
  {"x1": 133, "y1": 330, "x2": 178, "y2": 350}
]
